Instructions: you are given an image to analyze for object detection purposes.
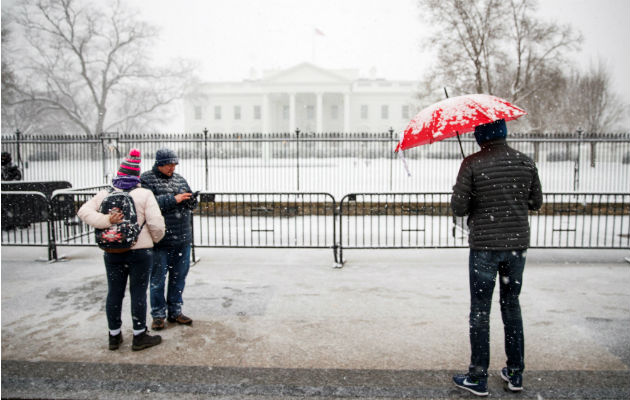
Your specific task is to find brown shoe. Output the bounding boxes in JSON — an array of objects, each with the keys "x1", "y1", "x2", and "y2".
[
  {"x1": 167, "y1": 313, "x2": 193, "y2": 326},
  {"x1": 151, "y1": 317, "x2": 165, "y2": 331}
]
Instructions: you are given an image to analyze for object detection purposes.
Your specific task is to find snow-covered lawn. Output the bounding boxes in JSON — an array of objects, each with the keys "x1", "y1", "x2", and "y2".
[{"x1": 16, "y1": 155, "x2": 630, "y2": 198}]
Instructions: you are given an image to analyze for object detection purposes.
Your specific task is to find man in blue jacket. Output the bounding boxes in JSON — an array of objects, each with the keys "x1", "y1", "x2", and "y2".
[
  {"x1": 451, "y1": 119, "x2": 543, "y2": 396},
  {"x1": 141, "y1": 148, "x2": 198, "y2": 330}
]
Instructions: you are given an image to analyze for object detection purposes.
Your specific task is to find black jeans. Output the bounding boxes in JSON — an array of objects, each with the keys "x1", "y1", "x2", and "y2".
[
  {"x1": 468, "y1": 249, "x2": 526, "y2": 380},
  {"x1": 103, "y1": 249, "x2": 153, "y2": 331}
]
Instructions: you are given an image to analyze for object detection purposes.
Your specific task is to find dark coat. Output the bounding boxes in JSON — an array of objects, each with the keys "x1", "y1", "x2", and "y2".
[
  {"x1": 140, "y1": 165, "x2": 197, "y2": 248},
  {"x1": 1, "y1": 164, "x2": 22, "y2": 181},
  {"x1": 451, "y1": 138, "x2": 543, "y2": 250}
]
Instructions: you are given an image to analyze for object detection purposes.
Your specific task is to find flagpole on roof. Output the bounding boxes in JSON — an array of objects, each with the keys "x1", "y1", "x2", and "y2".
[{"x1": 312, "y1": 27, "x2": 325, "y2": 65}]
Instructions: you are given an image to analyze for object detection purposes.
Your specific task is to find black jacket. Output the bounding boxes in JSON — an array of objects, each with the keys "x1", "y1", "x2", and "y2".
[
  {"x1": 1, "y1": 164, "x2": 22, "y2": 181},
  {"x1": 451, "y1": 138, "x2": 543, "y2": 250},
  {"x1": 140, "y1": 165, "x2": 197, "y2": 248}
]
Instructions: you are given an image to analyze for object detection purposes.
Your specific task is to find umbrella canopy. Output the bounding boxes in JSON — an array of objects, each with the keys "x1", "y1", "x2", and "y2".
[{"x1": 395, "y1": 94, "x2": 526, "y2": 152}]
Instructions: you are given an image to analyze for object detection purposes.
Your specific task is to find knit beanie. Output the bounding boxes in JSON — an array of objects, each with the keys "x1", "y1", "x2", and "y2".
[
  {"x1": 155, "y1": 148, "x2": 179, "y2": 166},
  {"x1": 112, "y1": 149, "x2": 141, "y2": 190},
  {"x1": 474, "y1": 119, "x2": 507, "y2": 145},
  {"x1": 117, "y1": 148, "x2": 141, "y2": 176}
]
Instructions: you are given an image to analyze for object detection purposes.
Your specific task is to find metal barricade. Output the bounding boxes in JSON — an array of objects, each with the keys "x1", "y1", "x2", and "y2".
[
  {"x1": 337, "y1": 192, "x2": 630, "y2": 264},
  {"x1": 50, "y1": 189, "x2": 103, "y2": 249},
  {"x1": 2, "y1": 189, "x2": 628, "y2": 264},
  {"x1": 532, "y1": 193, "x2": 630, "y2": 248},
  {"x1": 338, "y1": 193, "x2": 467, "y2": 263},
  {"x1": 194, "y1": 192, "x2": 338, "y2": 262}
]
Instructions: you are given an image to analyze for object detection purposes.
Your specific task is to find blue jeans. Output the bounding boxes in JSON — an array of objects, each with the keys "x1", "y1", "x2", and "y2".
[
  {"x1": 468, "y1": 249, "x2": 526, "y2": 380},
  {"x1": 103, "y1": 249, "x2": 153, "y2": 331},
  {"x1": 150, "y1": 244, "x2": 191, "y2": 319}
]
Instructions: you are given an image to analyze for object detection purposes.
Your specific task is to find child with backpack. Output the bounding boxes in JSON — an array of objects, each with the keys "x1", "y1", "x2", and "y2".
[{"x1": 78, "y1": 149, "x2": 165, "y2": 351}]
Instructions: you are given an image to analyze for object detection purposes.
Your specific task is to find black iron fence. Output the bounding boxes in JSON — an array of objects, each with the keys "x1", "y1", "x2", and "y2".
[
  {"x1": 2, "y1": 131, "x2": 630, "y2": 197},
  {"x1": 2, "y1": 189, "x2": 628, "y2": 263}
]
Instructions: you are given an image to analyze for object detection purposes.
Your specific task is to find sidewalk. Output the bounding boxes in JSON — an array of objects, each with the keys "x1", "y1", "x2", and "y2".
[{"x1": 2, "y1": 246, "x2": 629, "y2": 399}]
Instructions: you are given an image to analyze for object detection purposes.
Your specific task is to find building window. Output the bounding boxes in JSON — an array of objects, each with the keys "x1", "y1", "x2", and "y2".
[
  {"x1": 381, "y1": 105, "x2": 389, "y2": 119},
  {"x1": 331, "y1": 105, "x2": 339, "y2": 120},
  {"x1": 402, "y1": 105, "x2": 409, "y2": 119},
  {"x1": 194, "y1": 106, "x2": 202, "y2": 120},
  {"x1": 234, "y1": 105, "x2": 241, "y2": 120},
  {"x1": 254, "y1": 105, "x2": 261, "y2": 120},
  {"x1": 306, "y1": 105, "x2": 314, "y2": 120},
  {"x1": 361, "y1": 105, "x2": 368, "y2": 119},
  {"x1": 214, "y1": 106, "x2": 222, "y2": 120},
  {"x1": 282, "y1": 105, "x2": 289, "y2": 120}
]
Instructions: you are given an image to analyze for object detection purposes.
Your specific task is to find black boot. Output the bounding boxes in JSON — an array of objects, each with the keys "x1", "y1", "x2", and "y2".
[
  {"x1": 132, "y1": 328, "x2": 161, "y2": 351},
  {"x1": 109, "y1": 332, "x2": 123, "y2": 350}
]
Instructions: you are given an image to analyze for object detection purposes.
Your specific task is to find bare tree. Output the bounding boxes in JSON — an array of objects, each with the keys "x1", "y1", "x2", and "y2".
[
  {"x1": 417, "y1": 0, "x2": 582, "y2": 132},
  {"x1": 570, "y1": 61, "x2": 625, "y2": 133},
  {"x1": 503, "y1": 0, "x2": 582, "y2": 104},
  {"x1": 3, "y1": 0, "x2": 195, "y2": 136},
  {"x1": 3, "y1": 21, "x2": 75, "y2": 135},
  {"x1": 418, "y1": 0, "x2": 506, "y2": 95}
]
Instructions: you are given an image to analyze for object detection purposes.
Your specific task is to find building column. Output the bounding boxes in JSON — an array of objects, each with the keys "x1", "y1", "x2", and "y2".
[
  {"x1": 343, "y1": 92, "x2": 351, "y2": 133},
  {"x1": 261, "y1": 93, "x2": 271, "y2": 160},
  {"x1": 316, "y1": 92, "x2": 323, "y2": 133},
  {"x1": 262, "y1": 94, "x2": 270, "y2": 134},
  {"x1": 289, "y1": 92, "x2": 296, "y2": 133}
]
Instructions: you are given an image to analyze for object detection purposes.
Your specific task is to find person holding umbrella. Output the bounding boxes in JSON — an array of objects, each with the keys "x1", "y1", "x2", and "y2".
[{"x1": 450, "y1": 119, "x2": 542, "y2": 396}]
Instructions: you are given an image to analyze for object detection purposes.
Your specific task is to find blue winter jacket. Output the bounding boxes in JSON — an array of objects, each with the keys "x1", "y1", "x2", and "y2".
[{"x1": 140, "y1": 165, "x2": 197, "y2": 248}]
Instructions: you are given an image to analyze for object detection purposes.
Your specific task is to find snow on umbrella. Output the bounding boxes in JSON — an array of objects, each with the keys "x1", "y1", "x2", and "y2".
[{"x1": 395, "y1": 93, "x2": 527, "y2": 154}]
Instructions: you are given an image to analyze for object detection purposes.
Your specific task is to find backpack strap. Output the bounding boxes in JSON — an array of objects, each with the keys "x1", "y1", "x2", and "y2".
[{"x1": 123, "y1": 187, "x2": 146, "y2": 232}]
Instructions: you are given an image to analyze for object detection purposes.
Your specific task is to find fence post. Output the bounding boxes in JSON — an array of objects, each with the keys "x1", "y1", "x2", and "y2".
[
  {"x1": 100, "y1": 132, "x2": 120, "y2": 184},
  {"x1": 100, "y1": 132, "x2": 107, "y2": 184},
  {"x1": 296, "y1": 128, "x2": 300, "y2": 191},
  {"x1": 15, "y1": 129, "x2": 23, "y2": 172},
  {"x1": 389, "y1": 127, "x2": 394, "y2": 191},
  {"x1": 574, "y1": 129, "x2": 583, "y2": 191},
  {"x1": 203, "y1": 128, "x2": 209, "y2": 191},
  {"x1": 190, "y1": 212, "x2": 199, "y2": 265},
  {"x1": 46, "y1": 201, "x2": 58, "y2": 261}
]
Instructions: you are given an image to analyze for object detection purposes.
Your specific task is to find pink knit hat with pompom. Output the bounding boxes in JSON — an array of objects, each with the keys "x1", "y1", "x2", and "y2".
[{"x1": 117, "y1": 148, "x2": 141, "y2": 177}]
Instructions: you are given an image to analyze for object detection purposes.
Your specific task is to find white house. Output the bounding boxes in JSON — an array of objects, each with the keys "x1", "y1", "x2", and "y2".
[{"x1": 183, "y1": 62, "x2": 419, "y2": 134}]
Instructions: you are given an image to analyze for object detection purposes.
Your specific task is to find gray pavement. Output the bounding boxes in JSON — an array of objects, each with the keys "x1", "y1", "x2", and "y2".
[{"x1": 2, "y1": 246, "x2": 629, "y2": 399}]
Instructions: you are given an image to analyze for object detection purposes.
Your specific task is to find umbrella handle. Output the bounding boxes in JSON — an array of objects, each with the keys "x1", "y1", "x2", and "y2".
[{"x1": 456, "y1": 131, "x2": 465, "y2": 159}]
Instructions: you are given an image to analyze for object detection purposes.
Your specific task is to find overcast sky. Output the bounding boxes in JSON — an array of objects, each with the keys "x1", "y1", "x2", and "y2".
[
  {"x1": 118, "y1": 0, "x2": 630, "y2": 103},
  {"x1": 2, "y1": 0, "x2": 629, "y2": 127}
]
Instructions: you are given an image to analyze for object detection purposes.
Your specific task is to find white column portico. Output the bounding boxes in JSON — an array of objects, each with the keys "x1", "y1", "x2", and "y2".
[
  {"x1": 184, "y1": 63, "x2": 418, "y2": 135},
  {"x1": 289, "y1": 92, "x2": 296, "y2": 133},
  {"x1": 316, "y1": 92, "x2": 323, "y2": 133},
  {"x1": 261, "y1": 94, "x2": 270, "y2": 134},
  {"x1": 343, "y1": 92, "x2": 351, "y2": 133}
]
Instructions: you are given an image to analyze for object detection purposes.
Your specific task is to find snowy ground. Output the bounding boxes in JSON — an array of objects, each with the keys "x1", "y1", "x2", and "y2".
[
  {"x1": 2, "y1": 246, "x2": 629, "y2": 371},
  {"x1": 2, "y1": 246, "x2": 629, "y2": 398}
]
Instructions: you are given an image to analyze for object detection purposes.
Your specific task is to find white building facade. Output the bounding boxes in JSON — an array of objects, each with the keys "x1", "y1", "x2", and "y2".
[{"x1": 184, "y1": 63, "x2": 419, "y2": 134}]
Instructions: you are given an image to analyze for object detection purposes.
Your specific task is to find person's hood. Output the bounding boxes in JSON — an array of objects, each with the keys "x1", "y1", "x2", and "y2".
[{"x1": 474, "y1": 119, "x2": 507, "y2": 145}]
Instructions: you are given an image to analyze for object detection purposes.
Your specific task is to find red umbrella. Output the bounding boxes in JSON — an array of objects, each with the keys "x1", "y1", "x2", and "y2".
[{"x1": 395, "y1": 93, "x2": 527, "y2": 153}]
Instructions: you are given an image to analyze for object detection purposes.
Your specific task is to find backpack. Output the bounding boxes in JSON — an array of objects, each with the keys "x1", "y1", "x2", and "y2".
[{"x1": 95, "y1": 188, "x2": 145, "y2": 253}]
